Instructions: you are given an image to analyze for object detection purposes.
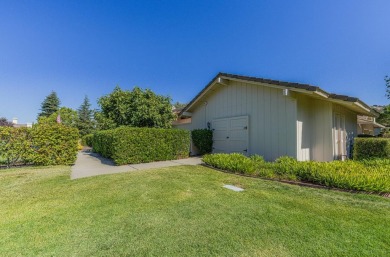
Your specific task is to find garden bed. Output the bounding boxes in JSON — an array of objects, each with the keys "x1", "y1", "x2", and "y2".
[{"x1": 203, "y1": 153, "x2": 390, "y2": 194}]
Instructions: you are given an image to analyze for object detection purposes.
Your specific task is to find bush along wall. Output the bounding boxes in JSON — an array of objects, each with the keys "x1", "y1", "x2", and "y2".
[
  {"x1": 203, "y1": 153, "x2": 390, "y2": 193},
  {"x1": 191, "y1": 129, "x2": 213, "y2": 155},
  {"x1": 29, "y1": 124, "x2": 79, "y2": 166},
  {"x1": 353, "y1": 138, "x2": 390, "y2": 160},
  {"x1": 92, "y1": 127, "x2": 191, "y2": 165}
]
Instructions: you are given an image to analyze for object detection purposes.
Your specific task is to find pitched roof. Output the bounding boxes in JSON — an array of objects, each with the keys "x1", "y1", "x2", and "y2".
[{"x1": 180, "y1": 72, "x2": 379, "y2": 117}]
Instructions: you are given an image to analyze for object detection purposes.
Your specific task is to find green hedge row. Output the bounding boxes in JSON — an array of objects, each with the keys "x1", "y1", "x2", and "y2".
[
  {"x1": 353, "y1": 138, "x2": 390, "y2": 160},
  {"x1": 203, "y1": 153, "x2": 390, "y2": 193},
  {"x1": 0, "y1": 124, "x2": 79, "y2": 167},
  {"x1": 191, "y1": 129, "x2": 213, "y2": 155},
  {"x1": 81, "y1": 134, "x2": 94, "y2": 147},
  {"x1": 93, "y1": 127, "x2": 191, "y2": 165}
]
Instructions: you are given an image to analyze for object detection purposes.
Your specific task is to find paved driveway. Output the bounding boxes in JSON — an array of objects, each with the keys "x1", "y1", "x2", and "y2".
[{"x1": 71, "y1": 150, "x2": 203, "y2": 179}]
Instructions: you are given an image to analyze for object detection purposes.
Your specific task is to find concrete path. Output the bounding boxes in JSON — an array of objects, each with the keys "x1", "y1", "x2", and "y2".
[{"x1": 71, "y1": 150, "x2": 203, "y2": 179}]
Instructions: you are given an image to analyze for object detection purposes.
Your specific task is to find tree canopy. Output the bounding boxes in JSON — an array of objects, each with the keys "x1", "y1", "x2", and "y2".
[
  {"x1": 377, "y1": 76, "x2": 390, "y2": 128},
  {"x1": 38, "y1": 107, "x2": 78, "y2": 128},
  {"x1": 77, "y1": 96, "x2": 95, "y2": 136},
  {"x1": 97, "y1": 86, "x2": 175, "y2": 128},
  {"x1": 0, "y1": 117, "x2": 13, "y2": 127},
  {"x1": 38, "y1": 91, "x2": 61, "y2": 118}
]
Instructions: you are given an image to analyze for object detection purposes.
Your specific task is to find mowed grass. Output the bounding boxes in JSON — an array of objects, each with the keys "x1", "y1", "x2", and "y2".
[{"x1": 0, "y1": 166, "x2": 389, "y2": 256}]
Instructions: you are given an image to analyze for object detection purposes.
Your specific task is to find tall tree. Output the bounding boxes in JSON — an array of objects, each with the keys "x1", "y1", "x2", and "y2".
[
  {"x1": 98, "y1": 86, "x2": 175, "y2": 128},
  {"x1": 377, "y1": 76, "x2": 390, "y2": 127},
  {"x1": 173, "y1": 102, "x2": 187, "y2": 110},
  {"x1": 0, "y1": 117, "x2": 13, "y2": 127},
  {"x1": 38, "y1": 91, "x2": 61, "y2": 118},
  {"x1": 77, "y1": 96, "x2": 95, "y2": 136}
]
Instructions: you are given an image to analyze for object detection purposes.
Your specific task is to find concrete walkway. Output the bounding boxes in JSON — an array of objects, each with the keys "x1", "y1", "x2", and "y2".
[{"x1": 71, "y1": 150, "x2": 203, "y2": 179}]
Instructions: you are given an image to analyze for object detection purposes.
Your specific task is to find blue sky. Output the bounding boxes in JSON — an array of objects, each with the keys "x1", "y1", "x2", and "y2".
[{"x1": 1, "y1": 0, "x2": 389, "y2": 123}]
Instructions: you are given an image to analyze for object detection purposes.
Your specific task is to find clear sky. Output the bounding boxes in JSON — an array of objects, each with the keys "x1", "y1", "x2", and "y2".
[{"x1": 1, "y1": 0, "x2": 389, "y2": 123}]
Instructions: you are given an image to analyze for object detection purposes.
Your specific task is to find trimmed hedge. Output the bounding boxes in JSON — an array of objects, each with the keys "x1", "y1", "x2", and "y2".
[
  {"x1": 203, "y1": 153, "x2": 390, "y2": 193},
  {"x1": 191, "y1": 129, "x2": 213, "y2": 155},
  {"x1": 0, "y1": 127, "x2": 33, "y2": 167},
  {"x1": 93, "y1": 127, "x2": 191, "y2": 165},
  {"x1": 353, "y1": 138, "x2": 390, "y2": 160},
  {"x1": 81, "y1": 134, "x2": 94, "y2": 147},
  {"x1": 29, "y1": 124, "x2": 79, "y2": 166},
  {"x1": 0, "y1": 124, "x2": 79, "y2": 167}
]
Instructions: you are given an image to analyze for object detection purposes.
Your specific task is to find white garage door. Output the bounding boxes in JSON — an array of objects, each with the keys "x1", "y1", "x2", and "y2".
[{"x1": 212, "y1": 116, "x2": 249, "y2": 155}]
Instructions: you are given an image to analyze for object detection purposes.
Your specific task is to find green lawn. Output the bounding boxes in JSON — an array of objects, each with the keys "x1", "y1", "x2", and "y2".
[{"x1": 1, "y1": 166, "x2": 389, "y2": 256}]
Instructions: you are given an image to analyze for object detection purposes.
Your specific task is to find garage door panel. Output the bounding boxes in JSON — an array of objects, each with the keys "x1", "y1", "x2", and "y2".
[
  {"x1": 212, "y1": 116, "x2": 248, "y2": 155},
  {"x1": 230, "y1": 117, "x2": 247, "y2": 129},
  {"x1": 213, "y1": 119, "x2": 228, "y2": 130},
  {"x1": 229, "y1": 141, "x2": 247, "y2": 153},
  {"x1": 213, "y1": 129, "x2": 228, "y2": 140},
  {"x1": 229, "y1": 130, "x2": 247, "y2": 140}
]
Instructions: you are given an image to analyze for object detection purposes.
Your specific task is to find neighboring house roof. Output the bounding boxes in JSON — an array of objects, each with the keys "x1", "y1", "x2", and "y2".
[
  {"x1": 357, "y1": 115, "x2": 386, "y2": 128},
  {"x1": 179, "y1": 72, "x2": 379, "y2": 118}
]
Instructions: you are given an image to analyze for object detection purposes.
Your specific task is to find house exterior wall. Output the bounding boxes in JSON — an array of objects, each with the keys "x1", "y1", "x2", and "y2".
[
  {"x1": 296, "y1": 95, "x2": 333, "y2": 161},
  {"x1": 175, "y1": 81, "x2": 359, "y2": 162},
  {"x1": 175, "y1": 80, "x2": 297, "y2": 160},
  {"x1": 332, "y1": 104, "x2": 357, "y2": 159}
]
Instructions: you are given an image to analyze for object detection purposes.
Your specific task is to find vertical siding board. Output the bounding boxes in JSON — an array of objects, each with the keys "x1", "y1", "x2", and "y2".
[
  {"x1": 249, "y1": 83, "x2": 255, "y2": 154},
  {"x1": 258, "y1": 85, "x2": 265, "y2": 157},
  {"x1": 263, "y1": 87, "x2": 271, "y2": 160},
  {"x1": 275, "y1": 90, "x2": 287, "y2": 156}
]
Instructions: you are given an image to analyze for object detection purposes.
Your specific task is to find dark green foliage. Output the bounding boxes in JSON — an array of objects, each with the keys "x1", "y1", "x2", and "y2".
[
  {"x1": 377, "y1": 105, "x2": 390, "y2": 127},
  {"x1": 81, "y1": 134, "x2": 94, "y2": 147},
  {"x1": 0, "y1": 124, "x2": 79, "y2": 167},
  {"x1": 386, "y1": 75, "x2": 390, "y2": 99},
  {"x1": 353, "y1": 138, "x2": 390, "y2": 160},
  {"x1": 0, "y1": 117, "x2": 13, "y2": 127},
  {"x1": 191, "y1": 129, "x2": 213, "y2": 155},
  {"x1": 77, "y1": 96, "x2": 95, "y2": 137},
  {"x1": 93, "y1": 127, "x2": 190, "y2": 165},
  {"x1": 29, "y1": 124, "x2": 79, "y2": 166},
  {"x1": 38, "y1": 107, "x2": 78, "y2": 128},
  {"x1": 203, "y1": 153, "x2": 390, "y2": 193},
  {"x1": 0, "y1": 127, "x2": 33, "y2": 167},
  {"x1": 357, "y1": 134, "x2": 375, "y2": 138},
  {"x1": 38, "y1": 91, "x2": 61, "y2": 118},
  {"x1": 94, "y1": 111, "x2": 117, "y2": 131},
  {"x1": 98, "y1": 86, "x2": 175, "y2": 128}
]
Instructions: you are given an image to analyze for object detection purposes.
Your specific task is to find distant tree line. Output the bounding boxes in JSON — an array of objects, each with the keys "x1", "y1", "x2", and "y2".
[{"x1": 32, "y1": 85, "x2": 177, "y2": 136}]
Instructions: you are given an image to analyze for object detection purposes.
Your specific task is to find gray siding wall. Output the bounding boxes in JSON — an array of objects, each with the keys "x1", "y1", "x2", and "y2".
[
  {"x1": 175, "y1": 81, "x2": 297, "y2": 161},
  {"x1": 175, "y1": 81, "x2": 359, "y2": 161},
  {"x1": 332, "y1": 104, "x2": 358, "y2": 159},
  {"x1": 296, "y1": 95, "x2": 333, "y2": 161},
  {"x1": 296, "y1": 94, "x2": 358, "y2": 161}
]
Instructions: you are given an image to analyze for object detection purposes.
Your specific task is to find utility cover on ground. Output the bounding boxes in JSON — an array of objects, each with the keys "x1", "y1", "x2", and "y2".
[{"x1": 223, "y1": 185, "x2": 244, "y2": 192}]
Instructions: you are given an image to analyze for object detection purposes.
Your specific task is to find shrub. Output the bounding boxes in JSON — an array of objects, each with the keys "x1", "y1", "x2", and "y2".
[
  {"x1": 203, "y1": 153, "x2": 256, "y2": 174},
  {"x1": 82, "y1": 134, "x2": 94, "y2": 147},
  {"x1": 92, "y1": 129, "x2": 115, "y2": 158},
  {"x1": 29, "y1": 124, "x2": 79, "y2": 166},
  {"x1": 191, "y1": 129, "x2": 213, "y2": 155},
  {"x1": 353, "y1": 138, "x2": 390, "y2": 160},
  {"x1": 0, "y1": 127, "x2": 33, "y2": 167},
  {"x1": 92, "y1": 127, "x2": 190, "y2": 165},
  {"x1": 203, "y1": 153, "x2": 390, "y2": 193}
]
